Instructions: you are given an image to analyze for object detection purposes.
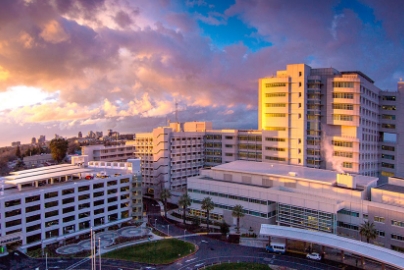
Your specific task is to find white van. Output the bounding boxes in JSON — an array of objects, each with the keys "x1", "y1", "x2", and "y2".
[{"x1": 266, "y1": 242, "x2": 286, "y2": 254}]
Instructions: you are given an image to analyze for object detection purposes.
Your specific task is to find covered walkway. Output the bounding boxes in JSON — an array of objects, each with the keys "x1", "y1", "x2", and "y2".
[{"x1": 260, "y1": 225, "x2": 404, "y2": 270}]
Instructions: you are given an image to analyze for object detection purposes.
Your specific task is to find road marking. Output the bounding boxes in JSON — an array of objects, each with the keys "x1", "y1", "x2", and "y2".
[{"x1": 185, "y1": 258, "x2": 197, "y2": 262}]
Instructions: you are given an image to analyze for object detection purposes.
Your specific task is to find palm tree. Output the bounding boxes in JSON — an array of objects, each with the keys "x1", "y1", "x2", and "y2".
[
  {"x1": 201, "y1": 197, "x2": 215, "y2": 231},
  {"x1": 359, "y1": 221, "x2": 377, "y2": 243},
  {"x1": 178, "y1": 193, "x2": 191, "y2": 225},
  {"x1": 160, "y1": 188, "x2": 171, "y2": 218},
  {"x1": 232, "y1": 204, "x2": 245, "y2": 234}
]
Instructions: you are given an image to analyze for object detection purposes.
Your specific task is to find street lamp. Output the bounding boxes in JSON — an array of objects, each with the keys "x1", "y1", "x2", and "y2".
[
  {"x1": 167, "y1": 225, "x2": 170, "y2": 236},
  {"x1": 155, "y1": 219, "x2": 157, "y2": 229},
  {"x1": 184, "y1": 229, "x2": 186, "y2": 239}
]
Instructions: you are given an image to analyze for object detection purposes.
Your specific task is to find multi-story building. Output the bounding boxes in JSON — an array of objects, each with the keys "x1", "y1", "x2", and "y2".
[
  {"x1": 378, "y1": 80, "x2": 404, "y2": 179},
  {"x1": 0, "y1": 160, "x2": 142, "y2": 254},
  {"x1": 81, "y1": 144, "x2": 135, "y2": 162},
  {"x1": 258, "y1": 64, "x2": 404, "y2": 181},
  {"x1": 187, "y1": 160, "x2": 404, "y2": 252}
]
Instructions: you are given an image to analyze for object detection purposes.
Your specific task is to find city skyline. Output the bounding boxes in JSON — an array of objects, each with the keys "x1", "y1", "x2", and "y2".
[{"x1": 1, "y1": 0, "x2": 404, "y2": 146}]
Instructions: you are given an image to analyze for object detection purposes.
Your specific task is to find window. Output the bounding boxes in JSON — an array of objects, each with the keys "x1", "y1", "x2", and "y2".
[
  {"x1": 5, "y1": 209, "x2": 21, "y2": 218},
  {"x1": 265, "y1": 92, "x2": 286, "y2": 97},
  {"x1": 333, "y1": 82, "x2": 354, "y2": 88},
  {"x1": 62, "y1": 188, "x2": 74, "y2": 195},
  {"x1": 45, "y1": 191, "x2": 58, "y2": 199},
  {"x1": 332, "y1": 140, "x2": 353, "y2": 148},
  {"x1": 120, "y1": 178, "x2": 129, "y2": 184},
  {"x1": 94, "y1": 183, "x2": 104, "y2": 189},
  {"x1": 338, "y1": 209, "x2": 359, "y2": 217},
  {"x1": 25, "y1": 195, "x2": 40, "y2": 203},
  {"x1": 6, "y1": 219, "x2": 22, "y2": 228},
  {"x1": 26, "y1": 214, "x2": 41, "y2": 223},
  {"x1": 266, "y1": 113, "x2": 286, "y2": 117},
  {"x1": 337, "y1": 222, "x2": 358, "y2": 231},
  {"x1": 332, "y1": 104, "x2": 354, "y2": 110},
  {"x1": 265, "y1": 103, "x2": 286, "y2": 107},
  {"x1": 332, "y1": 92, "x2": 354, "y2": 99},
  {"x1": 382, "y1": 123, "x2": 395, "y2": 129},
  {"x1": 225, "y1": 153, "x2": 233, "y2": 156},
  {"x1": 108, "y1": 180, "x2": 117, "y2": 186},
  {"x1": 382, "y1": 114, "x2": 396, "y2": 120},
  {"x1": 94, "y1": 191, "x2": 104, "y2": 197},
  {"x1": 265, "y1": 156, "x2": 286, "y2": 161},
  {"x1": 63, "y1": 207, "x2": 74, "y2": 214},
  {"x1": 382, "y1": 154, "x2": 395, "y2": 160},
  {"x1": 45, "y1": 201, "x2": 58, "y2": 208},
  {"x1": 333, "y1": 114, "x2": 353, "y2": 121},
  {"x1": 265, "y1": 146, "x2": 285, "y2": 151},
  {"x1": 265, "y1": 127, "x2": 286, "y2": 131},
  {"x1": 45, "y1": 210, "x2": 59, "y2": 218},
  {"x1": 381, "y1": 162, "x2": 395, "y2": 169},
  {"x1": 265, "y1": 137, "x2": 285, "y2": 142},
  {"x1": 266, "y1": 83, "x2": 286, "y2": 87},
  {"x1": 382, "y1": 96, "x2": 396, "y2": 101},
  {"x1": 391, "y1": 234, "x2": 404, "y2": 242},
  {"x1": 342, "y1": 162, "x2": 353, "y2": 168},
  {"x1": 374, "y1": 216, "x2": 385, "y2": 223},
  {"x1": 63, "y1": 197, "x2": 75, "y2": 204},
  {"x1": 78, "y1": 186, "x2": 90, "y2": 192},
  {"x1": 26, "y1": 205, "x2": 40, "y2": 213},
  {"x1": 334, "y1": 151, "x2": 353, "y2": 158},
  {"x1": 79, "y1": 194, "x2": 90, "y2": 200},
  {"x1": 382, "y1": 105, "x2": 396, "y2": 110},
  {"x1": 5, "y1": 199, "x2": 21, "y2": 207},
  {"x1": 392, "y1": 220, "x2": 404, "y2": 227},
  {"x1": 381, "y1": 145, "x2": 395, "y2": 151},
  {"x1": 224, "y1": 136, "x2": 233, "y2": 140}
]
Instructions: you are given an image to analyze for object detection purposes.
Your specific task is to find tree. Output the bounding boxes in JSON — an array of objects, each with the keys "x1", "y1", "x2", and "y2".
[
  {"x1": 220, "y1": 220, "x2": 230, "y2": 237},
  {"x1": 359, "y1": 221, "x2": 377, "y2": 243},
  {"x1": 160, "y1": 188, "x2": 171, "y2": 218},
  {"x1": 15, "y1": 146, "x2": 21, "y2": 159},
  {"x1": 201, "y1": 197, "x2": 215, "y2": 232},
  {"x1": 232, "y1": 204, "x2": 245, "y2": 234},
  {"x1": 178, "y1": 193, "x2": 191, "y2": 225},
  {"x1": 49, "y1": 138, "x2": 68, "y2": 163}
]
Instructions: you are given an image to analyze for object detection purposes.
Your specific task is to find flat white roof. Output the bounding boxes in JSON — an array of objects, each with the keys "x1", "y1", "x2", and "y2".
[
  {"x1": 260, "y1": 225, "x2": 404, "y2": 269},
  {"x1": 10, "y1": 164, "x2": 73, "y2": 175},
  {"x1": 212, "y1": 161, "x2": 378, "y2": 187},
  {"x1": 5, "y1": 168, "x2": 93, "y2": 186},
  {"x1": 6, "y1": 165, "x2": 81, "y2": 180}
]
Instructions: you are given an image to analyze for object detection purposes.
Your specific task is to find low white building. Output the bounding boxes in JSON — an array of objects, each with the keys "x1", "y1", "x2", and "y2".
[
  {"x1": 186, "y1": 161, "x2": 404, "y2": 252},
  {"x1": 0, "y1": 159, "x2": 142, "y2": 254}
]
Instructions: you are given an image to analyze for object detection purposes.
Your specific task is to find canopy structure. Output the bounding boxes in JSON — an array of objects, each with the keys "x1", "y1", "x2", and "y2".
[
  {"x1": 260, "y1": 224, "x2": 404, "y2": 269},
  {"x1": 5, "y1": 166, "x2": 93, "y2": 190}
]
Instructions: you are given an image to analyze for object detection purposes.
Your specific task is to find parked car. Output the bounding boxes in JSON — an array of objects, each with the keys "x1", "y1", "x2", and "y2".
[
  {"x1": 85, "y1": 175, "x2": 94, "y2": 180},
  {"x1": 306, "y1": 252, "x2": 322, "y2": 260}
]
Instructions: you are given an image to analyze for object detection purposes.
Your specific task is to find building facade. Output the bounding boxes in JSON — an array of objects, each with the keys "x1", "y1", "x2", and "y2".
[
  {"x1": 187, "y1": 160, "x2": 404, "y2": 252},
  {"x1": 0, "y1": 160, "x2": 142, "y2": 254},
  {"x1": 81, "y1": 144, "x2": 135, "y2": 162}
]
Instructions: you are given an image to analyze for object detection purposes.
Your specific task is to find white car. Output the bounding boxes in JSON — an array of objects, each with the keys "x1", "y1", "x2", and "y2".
[
  {"x1": 306, "y1": 252, "x2": 322, "y2": 260},
  {"x1": 201, "y1": 240, "x2": 208, "y2": 243}
]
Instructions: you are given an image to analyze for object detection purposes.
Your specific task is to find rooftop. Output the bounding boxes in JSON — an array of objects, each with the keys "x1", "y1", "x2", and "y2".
[
  {"x1": 374, "y1": 184, "x2": 404, "y2": 194},
  {"x1": 211, "y1": 160, "x2": 378, "y2": 187}
]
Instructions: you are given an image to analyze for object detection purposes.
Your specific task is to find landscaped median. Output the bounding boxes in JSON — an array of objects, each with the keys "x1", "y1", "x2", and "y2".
[{"x1": 102, "y1": 238, "x2": 195, "y2": 264}]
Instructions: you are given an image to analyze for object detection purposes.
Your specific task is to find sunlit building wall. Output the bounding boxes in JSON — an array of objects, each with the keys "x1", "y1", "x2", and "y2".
[{"x1": 258, "y1": 64, "x2": 381, "y2": 177}]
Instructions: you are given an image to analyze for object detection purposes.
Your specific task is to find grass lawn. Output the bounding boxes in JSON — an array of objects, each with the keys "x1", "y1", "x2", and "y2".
[
  {"x1": 103, "y1": 238, "x2": 195, "y2": 264},
  {"x1": 206, "y1": 262, "x2": 272, "y2": 270}
]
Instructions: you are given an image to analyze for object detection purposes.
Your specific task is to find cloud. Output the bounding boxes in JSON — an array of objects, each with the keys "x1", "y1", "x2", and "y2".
[{"x1": 40, "y1": 20, "x2": 69, "y2": 43}]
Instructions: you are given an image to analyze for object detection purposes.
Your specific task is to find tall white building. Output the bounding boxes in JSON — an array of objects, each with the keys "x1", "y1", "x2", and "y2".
[{"x1": 259, "y1": 64, "x2": 381, "y2": 177}]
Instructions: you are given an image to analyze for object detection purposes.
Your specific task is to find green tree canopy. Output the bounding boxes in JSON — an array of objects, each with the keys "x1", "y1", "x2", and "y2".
[
  {"x1": 201, "y1": 197, "x2": 215, "y2": 232},
  {"x1": 15, "y1": 146, "x2": 21, "y2": 158},
  {"x1": 359, "y1": 221, "x2": 377, "y2": 243},
  {"x1": 178, "y1": 193, "x2": 191, "y2": 224},
  {"x1": 49, "y1": 138, "x2": 68, "y2": 163},
  {"x1": 160, "y1": 188, "x2": 171, "y2": 218},
  {"x1": 232, "y1": 204, "x2": 245, "y2": 234}
]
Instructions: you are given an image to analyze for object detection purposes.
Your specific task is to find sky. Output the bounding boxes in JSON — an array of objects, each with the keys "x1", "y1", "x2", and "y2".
[{"x1": 1, "y1": 0, "x2": 403, "y2": 147}]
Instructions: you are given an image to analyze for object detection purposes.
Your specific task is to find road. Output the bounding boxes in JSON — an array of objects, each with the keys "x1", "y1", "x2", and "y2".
[{"x1": 2, "y1": 198, "x2": 362, "y2": 270}]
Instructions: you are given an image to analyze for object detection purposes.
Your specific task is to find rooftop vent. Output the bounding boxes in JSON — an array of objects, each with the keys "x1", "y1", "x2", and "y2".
[
  {"x1": 337, "y1": 173, "x2": 356, "y2": 189},
  {"x1": 289, "y1": 172, "x2": 298, "y2": 177}
]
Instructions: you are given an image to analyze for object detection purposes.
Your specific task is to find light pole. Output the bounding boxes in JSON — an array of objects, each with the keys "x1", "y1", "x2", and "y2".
[
  {"x1": 167, "y1": 225, "x2": 170, "y2": 236},
  {"x1": 184, "y1": 229, "x2": 186, "y2": 239},
  {"x1": 98, "y1": 237, "x2": 101, "y2": 270},
  {"x1": 45, "y1": 252, "x2": 48, "y2": 270},
  {"x1": 155, "y1": 219, "x2": 157, "y2": 229}
]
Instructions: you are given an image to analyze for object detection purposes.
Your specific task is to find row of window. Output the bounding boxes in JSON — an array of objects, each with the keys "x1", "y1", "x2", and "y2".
[
  {"x1": 187, "y1": 188, "x2": 273, "y2": 206},
  {"x1": 333, "y1": 103, "x2": 354, "y2": 110},
  {"x1": 265, "y1": 103, "x2": 286, "y2": 107},
  {"x1": 265, "y1": 92, "x2": 286, "y2": 97},
  {"x1": 333, "y1": 114, "x2": 353, "y2": 121},
  {"x1": 265, "y1": 83, "x2": 287, "y2": 88},
  {"x1": 265, "y1": 137, "x2": 286, "y2": 142},
  {"x1": 334, "y1": 151, "x2": 353, "y2": 158},
  {"x1": 333, "y1": 92, "x2": 354, "y2": 99},
  {"x1": 266, "y1": 113, "x2": 286, "y2": 117},
  {"x1": 333, "y1": 82, "x2": 354, "y2": 88},
  {"x1": 265, "y1": 156, "x2": 287, "y2": 162},
  {"x1": 266, "y1": 146, "x2": 285, "y2": 152}
]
